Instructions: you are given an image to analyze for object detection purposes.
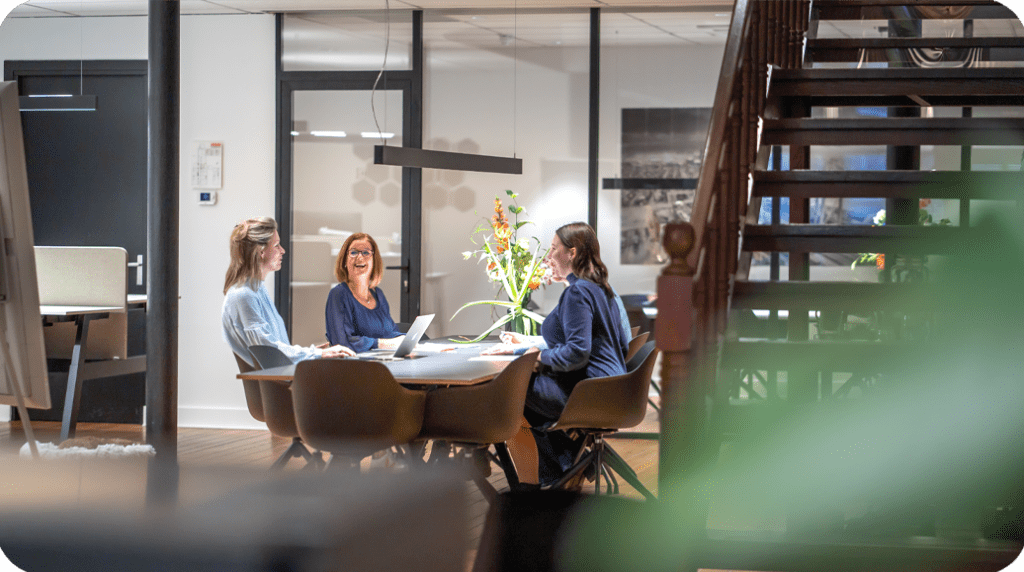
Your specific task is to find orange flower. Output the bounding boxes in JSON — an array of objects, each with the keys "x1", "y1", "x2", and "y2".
[
  {"x1": 486, "y1": 261, "x2": 497, "y2": 271},
  {"x1": 527, "y1": 278, "x2": 541, "y2": 291},
  {"x1": 919, "y1": 198, "x2": 931, "y2": 208},
  {"x1": 876, "y1": 253, "x2": 885, "y2": 270}
]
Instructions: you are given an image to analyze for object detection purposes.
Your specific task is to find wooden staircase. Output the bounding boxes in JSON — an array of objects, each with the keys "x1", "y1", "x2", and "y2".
[{"x1": 653, "y1": 1, "x2": 1024, "y2": 570}]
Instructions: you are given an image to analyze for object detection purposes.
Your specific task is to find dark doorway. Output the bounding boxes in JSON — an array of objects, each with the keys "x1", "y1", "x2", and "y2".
[{"x1": 5, "y1": 60, "x2": 147, "y2": 424}]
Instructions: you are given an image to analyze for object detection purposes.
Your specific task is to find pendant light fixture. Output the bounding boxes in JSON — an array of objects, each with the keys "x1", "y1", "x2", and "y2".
[
  {"x1": 372, "y1": 0, "x2": 522, "y2": 175},
  {"x1": 19, "y1": 3, "x2": 96, "y2": 112}
]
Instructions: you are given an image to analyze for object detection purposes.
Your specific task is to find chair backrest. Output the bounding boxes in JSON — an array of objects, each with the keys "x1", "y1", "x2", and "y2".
[
  {"x1": 625, "y1": 340, "x2": 656, "y2": 373},
  {"x1": 553, "y1": 342, "x2": 660, "y2": 431},
  {"x1": 630, "y1": 325, "x2": 640, "y2": 338},
  {"x1": 234, "y1": 352, "x2": 264, "y2": 423},
  {"x1": 248, "y1": 345, "x2": 301, "y2": 438},
  {"x1": 419, "y1": 351, "x2": 539, "y2": 444},
  {"x1": 625, "y1": 332, "x2": 649, "y2": 363},
  {"x1": 291, "y1": 359, "x2": 426, "y2": 457}
]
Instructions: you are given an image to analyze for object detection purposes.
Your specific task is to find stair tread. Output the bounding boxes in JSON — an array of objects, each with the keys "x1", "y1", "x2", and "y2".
[
  {"x1": 742, "y1": 224, "x2": 966, "y2": 253},
  {"x1": 809, "y1": 37, "x2": 1024, "y2": 49},
  {"x1": 769, "y1": 67, "x2": 1024, "y2": 105},
  {"x1": 732, "y1": 280, "x2": 936, "y2": 310},
  {"x1": 815, "y1": 2, "x2": 1016, "y2": 20},
  {"x1": 762, "y1": 117, "x2": 1024, "y2": 146},
  {"x1": 752, "y1": 170, "x2": 1023, "y2": 199}
]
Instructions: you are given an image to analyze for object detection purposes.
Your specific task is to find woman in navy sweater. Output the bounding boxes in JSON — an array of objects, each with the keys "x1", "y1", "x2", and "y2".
[
  {"x1": 485, "y1": 222, "x2": 628, "y2": 486},
  {"x1": 324, "y1": 233, "x2": 404, "y2": 353}
]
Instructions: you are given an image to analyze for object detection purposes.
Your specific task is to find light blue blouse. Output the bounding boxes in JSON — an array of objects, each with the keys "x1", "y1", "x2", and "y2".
[{"x1": 222, "y1": 282, "x2": 321, "y2": 366}]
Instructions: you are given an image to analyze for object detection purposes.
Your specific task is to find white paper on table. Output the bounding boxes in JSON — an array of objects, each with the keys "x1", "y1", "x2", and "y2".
[
  {"x1": 414, "y1": 343, "x2": 460, "y2": 353},
  {"x1": 468, "y1": 355, "x2": 518, "y2": 361}
]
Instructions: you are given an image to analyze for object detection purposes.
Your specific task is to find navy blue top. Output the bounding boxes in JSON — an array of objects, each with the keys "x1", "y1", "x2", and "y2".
[
  {"x1": 325, "y1": 282, "x2": 403, "y2": 352},
  {"x1": 538, "y1": 273, "x2": 628, "y2": 388}
]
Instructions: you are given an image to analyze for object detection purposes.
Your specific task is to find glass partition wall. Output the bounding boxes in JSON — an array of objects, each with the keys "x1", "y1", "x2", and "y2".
[
  {"x1": 279, "y1": 8, "x2": 728, "y2": 341},
  {"x1": 289, "y1": 90, "x2": 405, "y2": 346}
]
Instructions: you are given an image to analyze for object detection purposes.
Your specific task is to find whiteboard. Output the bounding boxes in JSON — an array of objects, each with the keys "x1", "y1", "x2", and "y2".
[{"x1": 0, "y1": 81, "x2": 49, "y2": 409}]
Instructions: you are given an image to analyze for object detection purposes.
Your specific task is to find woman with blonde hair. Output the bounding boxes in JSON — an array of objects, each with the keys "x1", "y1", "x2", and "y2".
[
  {"x1": 222, "y1": 217, "x2": 354, "y2": 365},
  {"x1": 324, "y1": 232, "x2": 404, "y2": 353}
]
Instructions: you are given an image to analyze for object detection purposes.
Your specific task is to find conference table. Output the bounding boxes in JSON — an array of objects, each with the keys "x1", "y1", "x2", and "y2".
[{"x1": 237, "y1": 341, "x2": 514, "y2": 388}]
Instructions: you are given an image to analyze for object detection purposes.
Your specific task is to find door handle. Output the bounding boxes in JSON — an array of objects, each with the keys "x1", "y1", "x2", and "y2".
[{"x1": 127, "y1": 254, "x2": 144, "y2": 286}]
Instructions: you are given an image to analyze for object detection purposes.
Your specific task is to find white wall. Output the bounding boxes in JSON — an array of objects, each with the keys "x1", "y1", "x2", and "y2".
[
  {"x1": 0, "y1": 11, "x2": 722, "y2": 428},
  {"x1": 0, "y1": 13, "x2": 277, "y2": 430}
]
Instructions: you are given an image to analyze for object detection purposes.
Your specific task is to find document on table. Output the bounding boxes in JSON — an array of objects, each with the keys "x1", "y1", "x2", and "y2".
[
  {"x1": 469, "y1": 355, "x2": 518, "y2": 361},
  {"x1": 413, "y1": 343, "x2": 459, "y2": 353}
]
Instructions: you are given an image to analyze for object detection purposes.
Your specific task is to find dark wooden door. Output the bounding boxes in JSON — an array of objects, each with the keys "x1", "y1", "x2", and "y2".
[{"x1": 6, "y1": 60, "x2": 147, "y2": 424}]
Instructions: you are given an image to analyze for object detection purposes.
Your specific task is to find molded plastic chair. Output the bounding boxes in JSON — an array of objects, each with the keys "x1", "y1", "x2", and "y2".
[
  {"x1": 417, "y1": 352, "x2": 539, "y2": 501},
  {"x1": 290, "y1": 359, "x2": 426, "y2": 470},
  {"x1": 630, "y1": 325, "x2": 640, "y2": 338},
  {"x1": 233, "y1": 353, "x2": 265, "y2": 423},
  {"x1": 625, "y1": 331, "x2": 649, "y2": 363},
  {"x1": 247, "y1": 345, "x2": 325, "y2": 471},
  {"x1": 545, "y1": 340, "x2": 659, "y2": 500}
]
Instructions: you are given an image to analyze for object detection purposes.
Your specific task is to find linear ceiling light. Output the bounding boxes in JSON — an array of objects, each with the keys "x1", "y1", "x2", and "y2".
[
  {"x1": 361, "y1": 131, "x2": 394, "y2": 139},
  {"x1": 374, "y1": 146, "x2": 523, "y2": 175},
  {"x1": 602, "y1": 178, "x2": 698, "y2": 190},
  {"x1": 310, "y1": 130, "x2": 347, "y2": 137},
  {"x1": 19, "y1": 94, "x2": 97, "y2": 112}
]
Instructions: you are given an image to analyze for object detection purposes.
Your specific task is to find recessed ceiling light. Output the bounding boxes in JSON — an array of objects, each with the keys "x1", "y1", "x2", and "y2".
[
  {"x1": 310, "y1": 130, "x2": 347, "y2": 137},
  {"x1": 362, "y1": 132, "x2": 395, "y2": 139}
]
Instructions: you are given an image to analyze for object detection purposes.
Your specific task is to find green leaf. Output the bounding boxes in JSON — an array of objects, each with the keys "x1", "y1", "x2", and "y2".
[{"x1": 505, "y1": 189, "x2": 515, "y2": 197}]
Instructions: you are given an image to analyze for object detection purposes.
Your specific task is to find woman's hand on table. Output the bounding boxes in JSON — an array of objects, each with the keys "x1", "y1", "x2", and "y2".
[
  {"x1": 499, "y1": 331, "x2": 529, "y2": 345},
  {"x1": 378, "y1": 335, "x2": 405, "y2": 351},
  {"x1": 322, "y1": 345, "x2": 356, "y2": 358},
  {"x1": 480, "y1": 341, "x2": 539, "y2": 356}
]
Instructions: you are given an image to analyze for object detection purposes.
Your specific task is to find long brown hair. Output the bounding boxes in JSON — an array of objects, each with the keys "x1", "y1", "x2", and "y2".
[
  {"x1": 555, "y1": 222, "x2": 613, "y2": 296},
  {"x1": 334, "y1": 233, "x2": 384, "y2": 288},
  {"x1": 223, "y1": 217, "x2": 277, "y2": 294}
]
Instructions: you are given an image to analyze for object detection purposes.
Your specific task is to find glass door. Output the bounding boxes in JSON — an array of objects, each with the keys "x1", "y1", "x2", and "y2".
[{"x1": 289, "y1": 89, "x2": 406, "y2": 346}]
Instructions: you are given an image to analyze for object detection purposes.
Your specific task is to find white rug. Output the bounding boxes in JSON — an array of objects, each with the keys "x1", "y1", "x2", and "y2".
[{"x1": 20, "y1": 441, "x2": 156, "y2": 460}]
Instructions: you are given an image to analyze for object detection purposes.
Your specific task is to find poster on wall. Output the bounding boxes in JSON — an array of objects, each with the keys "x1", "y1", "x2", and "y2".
[{"x1": 619, "y1": 107, "x2": 711, "y2": 265}]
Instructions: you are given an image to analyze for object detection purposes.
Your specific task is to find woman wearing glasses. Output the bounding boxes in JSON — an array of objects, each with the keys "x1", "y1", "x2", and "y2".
[
  {"x1": 222, "y1": 217, "x2": 355, "y2": 365},
  {"x1": 325, "y1": 233, "x2": 405, "y2": 353}
]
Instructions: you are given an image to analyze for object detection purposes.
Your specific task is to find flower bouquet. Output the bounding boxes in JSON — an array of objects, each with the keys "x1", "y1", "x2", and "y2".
[{"x1": 451, "y1": 190, "x2": 549, "y2": 342}]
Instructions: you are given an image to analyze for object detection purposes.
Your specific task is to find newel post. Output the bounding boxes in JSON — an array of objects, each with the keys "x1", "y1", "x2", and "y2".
[{"x1": 656, "y1": 222, "x2": 699, "y2": 495}]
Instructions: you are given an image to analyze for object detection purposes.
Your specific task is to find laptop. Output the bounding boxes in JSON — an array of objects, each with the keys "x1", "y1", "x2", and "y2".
[{"x1": 353, "y1": 314, "x2": 435, "y2": 361}]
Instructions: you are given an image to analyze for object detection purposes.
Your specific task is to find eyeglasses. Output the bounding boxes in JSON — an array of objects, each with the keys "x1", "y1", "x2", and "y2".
[{"x1": 348, "y1": 249, "x2": 373, "y2": 258}]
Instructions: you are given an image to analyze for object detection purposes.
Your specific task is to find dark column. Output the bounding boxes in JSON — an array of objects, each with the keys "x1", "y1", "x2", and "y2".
[
  {"x1": 402, "y1": 10, "x2": 424, "y2": 322},
  {"x1": 146, "y1": 0, "x2": 179, "y2": 506},
  {"x1": 588, "y1": 8, "x2": 600, "y2": 229}
]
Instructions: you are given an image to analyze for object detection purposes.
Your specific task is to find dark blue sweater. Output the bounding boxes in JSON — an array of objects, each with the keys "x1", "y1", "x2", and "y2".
[
  {"x1": 539, "y1": 273, "x2": 628, "y2": 387},
  {"x1": 324, "y1": 282, "x2": 403, "y2": 352}
]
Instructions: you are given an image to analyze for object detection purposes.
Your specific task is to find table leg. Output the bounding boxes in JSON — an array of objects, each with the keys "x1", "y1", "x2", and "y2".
[{"x1": 60, "y1": 316, "x2": 91, "y2": 441}]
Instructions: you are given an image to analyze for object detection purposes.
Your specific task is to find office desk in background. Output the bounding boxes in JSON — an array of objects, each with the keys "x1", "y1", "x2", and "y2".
[{"x1": 40, "y1": 294, "x2": 148, "y2": 440}]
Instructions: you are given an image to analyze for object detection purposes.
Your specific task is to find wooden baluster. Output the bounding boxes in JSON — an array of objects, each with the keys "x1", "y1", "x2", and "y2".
[{"x1": 657, "y1": 223, "x2": 703, "y2": 530}]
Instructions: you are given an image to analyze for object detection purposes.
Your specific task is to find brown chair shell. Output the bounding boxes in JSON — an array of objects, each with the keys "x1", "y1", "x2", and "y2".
[
  {"x1": 234, "y1": 353, "x2": 265, "y2": 423},
  {"x1": 418, "y1": 351, "x2": 538, "y2": 443},
  {"x1": 291, "y1": 359, "x2": 426, "y2": 460},
  {"x1": 625, "y1": 331, "x2": 649, "y2": 363},
  {"x1": 550, "y1": 340, "x2": 658, "y2": 431}
]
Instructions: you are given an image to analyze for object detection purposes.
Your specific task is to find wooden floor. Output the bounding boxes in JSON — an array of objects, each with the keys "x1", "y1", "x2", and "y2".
[{"x1": 0, "y1": 403, "x2": 662, "y2": 570}]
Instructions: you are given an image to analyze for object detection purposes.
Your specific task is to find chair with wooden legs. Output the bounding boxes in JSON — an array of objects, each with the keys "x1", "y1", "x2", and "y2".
[
  {"x1": 247, "y1": 345, "x2": 325, "y2": 470},
  {"x1": 290, "y1": 359, "x2": 426, "y2": 471},
  {"x1": 417, "y1": 352, "x2": 539, "y2": 502},
  {"x1": 544, "y1": 340, "x2": 659, "y2": 500}
]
